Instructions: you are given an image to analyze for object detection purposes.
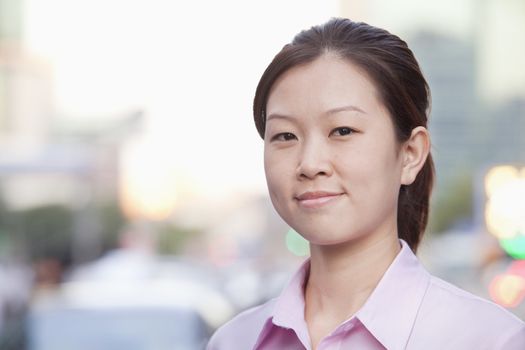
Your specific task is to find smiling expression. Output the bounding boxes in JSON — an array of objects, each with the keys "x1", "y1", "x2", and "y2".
[{"x1": 264, "y1": 54, "x2": 407, "y2": 246}]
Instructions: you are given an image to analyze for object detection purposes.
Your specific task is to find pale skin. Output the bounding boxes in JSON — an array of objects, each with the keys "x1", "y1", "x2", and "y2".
[{"x1": 264, "y1": 54, "x2": 430, "y2": 349}]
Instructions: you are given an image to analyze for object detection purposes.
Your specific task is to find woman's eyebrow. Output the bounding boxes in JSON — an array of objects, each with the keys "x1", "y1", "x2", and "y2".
[
  {"x1": 266, "y1": 105, "x2": 367, "y2": 122},
  {"x1": 266, "y1": 112, "x2": 294, "y2": 122},
  {"x1": 325, "y1": 105, "x2": 367, "y2": 116}
]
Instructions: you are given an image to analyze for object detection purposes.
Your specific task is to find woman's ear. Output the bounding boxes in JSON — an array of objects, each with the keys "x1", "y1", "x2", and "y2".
[{"x1": 400, "y1": 126, "x2": 430, "y2": 185}]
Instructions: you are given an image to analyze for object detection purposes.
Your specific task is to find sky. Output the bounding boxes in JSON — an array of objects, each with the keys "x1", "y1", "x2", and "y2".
[
  {"x1": 21, "y1": 0, "x2": 525, "y2": 216},
  {"x1": 23, "y1": 0, "x2": 340, "y2": 216}
]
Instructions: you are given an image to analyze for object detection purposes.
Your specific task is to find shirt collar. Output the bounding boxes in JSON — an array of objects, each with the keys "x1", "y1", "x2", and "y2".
[
  {"x1": 252, "y1": 259, "x2": 311, "y2": 349},
  {"x1": 256, "y1": 239, "x2": 431, "y2": 350},
  {"x1": 271, "y1": 258, "x2": 312, "y2": 347},
  {"x1": 355, "y1": 239, "x2": 430, "y2": 349}
]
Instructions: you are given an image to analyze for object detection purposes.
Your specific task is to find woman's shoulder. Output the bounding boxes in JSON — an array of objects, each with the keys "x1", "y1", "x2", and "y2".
[
  {"x1": 206, "y1": 298, "x2": 277, "y2": 350},
  {"x1": 409, "y1": 274, "x2": 525, "y2": 348},
  {"x1": 425, "y1": 275, "x2": 522, "y2": 323}
]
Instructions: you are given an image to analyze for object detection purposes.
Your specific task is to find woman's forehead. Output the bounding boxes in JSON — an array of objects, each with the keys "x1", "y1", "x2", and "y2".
[{"x1": 266, "y1": 55, "x2": 383, "y2": 118}]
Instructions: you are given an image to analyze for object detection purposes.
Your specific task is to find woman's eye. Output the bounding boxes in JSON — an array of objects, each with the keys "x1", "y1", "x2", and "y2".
[
  {"x1": 272, "y1": 132, "x2": 297, "y2": 142},
  {"x1": 330, "y1": 127, "x2": 354, "y2": 136}
]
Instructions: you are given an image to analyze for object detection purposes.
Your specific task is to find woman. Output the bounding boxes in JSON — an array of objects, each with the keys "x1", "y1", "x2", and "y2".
[{"x1": 208, "y1": 18, "x2": 525, "y2": 349}]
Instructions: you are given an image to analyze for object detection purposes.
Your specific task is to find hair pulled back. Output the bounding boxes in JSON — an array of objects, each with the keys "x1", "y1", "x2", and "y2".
[{"x1": 253, "y1": 18, "x2": 435, "y2": 252}]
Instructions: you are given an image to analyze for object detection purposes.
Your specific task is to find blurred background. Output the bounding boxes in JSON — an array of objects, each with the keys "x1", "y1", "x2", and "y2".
[{"x1": 0, "y1": 0, "x2": 524, "y2": 348}]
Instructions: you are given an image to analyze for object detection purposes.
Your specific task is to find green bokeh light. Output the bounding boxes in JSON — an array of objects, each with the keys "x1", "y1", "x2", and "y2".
[
  {"x1": 500, "y1": 233, "x2": 525, "y2": 259},
  {"x1": 285, "y1": 228, "x2": 310, "y2": 257}
]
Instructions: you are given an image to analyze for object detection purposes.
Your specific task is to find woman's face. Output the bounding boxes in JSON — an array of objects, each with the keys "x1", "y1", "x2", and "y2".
[{"x1": 264, "y1": 54, "x2": 407, "y2": 246}]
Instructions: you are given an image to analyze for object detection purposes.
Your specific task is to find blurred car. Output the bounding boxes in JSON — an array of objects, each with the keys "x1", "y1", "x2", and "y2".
[
  {"x1": 27, "y1": 305, "x2": 209, "y2": 350},
  {"x1": 26, "y1": 249, "x2": 234, "y2": 350}
]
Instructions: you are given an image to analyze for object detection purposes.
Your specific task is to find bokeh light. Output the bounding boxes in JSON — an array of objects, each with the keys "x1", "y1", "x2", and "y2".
[
  {"x1": 499, "y1": 235, "x2": 525, "y2": 260},
  {"x1": 285, "y1": 229, "x2": 310, "y2": 257},
  {"x1": 484, "y1": 166, "x2": 519, "y2": 197},
  {"x1": 489, "y1": 273, "x2": 525, "y2": 308},
  {"x1": 485, "y1": 166, "x2": 525, "y2": 250},
  {"x1": 485, "y1": 166, "x2": 525, "y2": 309}
]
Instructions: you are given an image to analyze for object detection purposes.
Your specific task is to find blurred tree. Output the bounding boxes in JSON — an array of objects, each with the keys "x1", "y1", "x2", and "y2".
[
  {"x1": 0, "y1": 200, "x2": 126, "y2": 265},
  {"x1": 157, "y1": 223, "x2": 203, "y2": 255},
  {"x1": 0, "y1": 192, "x2": 12, "y2": 256},
  {"x1": 96, "y1": 200, "x2": 127, "y2": 252},
  {"x1": 14, "y1": 204, "x2": 74, "y2": 264},
  {"x1": 429, "y1": 171, "x2": 474, "y2": 234}
]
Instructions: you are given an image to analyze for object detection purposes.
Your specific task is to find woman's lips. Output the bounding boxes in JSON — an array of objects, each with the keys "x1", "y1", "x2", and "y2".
[{"x1": 295, "y1": 191, "x2": 343, "y2": 209}]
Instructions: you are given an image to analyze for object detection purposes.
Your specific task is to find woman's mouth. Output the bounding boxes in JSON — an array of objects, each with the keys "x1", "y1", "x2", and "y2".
[{"x1": 295, "y1": 191, "x2": 343, "y2": 209}]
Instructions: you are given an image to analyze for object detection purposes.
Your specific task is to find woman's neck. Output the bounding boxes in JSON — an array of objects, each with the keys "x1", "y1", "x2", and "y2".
[{"x1": 304, "y1": 230, "x2": 401, "y2": 348}]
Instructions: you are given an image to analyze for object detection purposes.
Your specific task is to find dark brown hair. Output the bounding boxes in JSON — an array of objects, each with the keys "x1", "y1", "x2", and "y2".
[{"x1": 253, "y1": 18, "x2": 434, "y2": 252}]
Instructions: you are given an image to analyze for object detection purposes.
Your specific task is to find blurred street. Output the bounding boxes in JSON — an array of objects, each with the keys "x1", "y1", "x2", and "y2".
[{"x1": 0, "y1": 0, "x2": 524, "y2": 348}]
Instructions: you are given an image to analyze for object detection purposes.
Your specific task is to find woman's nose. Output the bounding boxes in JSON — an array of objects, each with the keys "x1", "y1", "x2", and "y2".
[{"x1": 295, "y1": 139, "x2": 333, "y2": 180}]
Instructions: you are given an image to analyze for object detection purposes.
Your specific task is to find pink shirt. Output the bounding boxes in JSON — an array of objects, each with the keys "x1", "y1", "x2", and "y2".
[{"x1": 208, "y1": 239, "x2": 525, "y2": 349}]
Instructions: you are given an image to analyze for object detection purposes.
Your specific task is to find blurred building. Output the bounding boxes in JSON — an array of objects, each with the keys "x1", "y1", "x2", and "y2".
[
  {"x1": 482, "y1": 98, "x2": 525, "y2": 165},
  {"x1": 0, "y1": 0, "x2": 53, "y2": 150},
  {"x1": 402, "y1": 28, "x2": 525, "y2": 236},
  {"x1": 409, "y1": 31, "x2": 478, "y2": 187},
  {"x1": 0, "y1": 0, "x2": 136, "y2": 264}
]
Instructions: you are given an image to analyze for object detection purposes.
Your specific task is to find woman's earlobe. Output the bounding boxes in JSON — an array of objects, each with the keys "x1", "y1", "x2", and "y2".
[{"x1": 400, "y1": 126, "x2": 430, "y2": 185}]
